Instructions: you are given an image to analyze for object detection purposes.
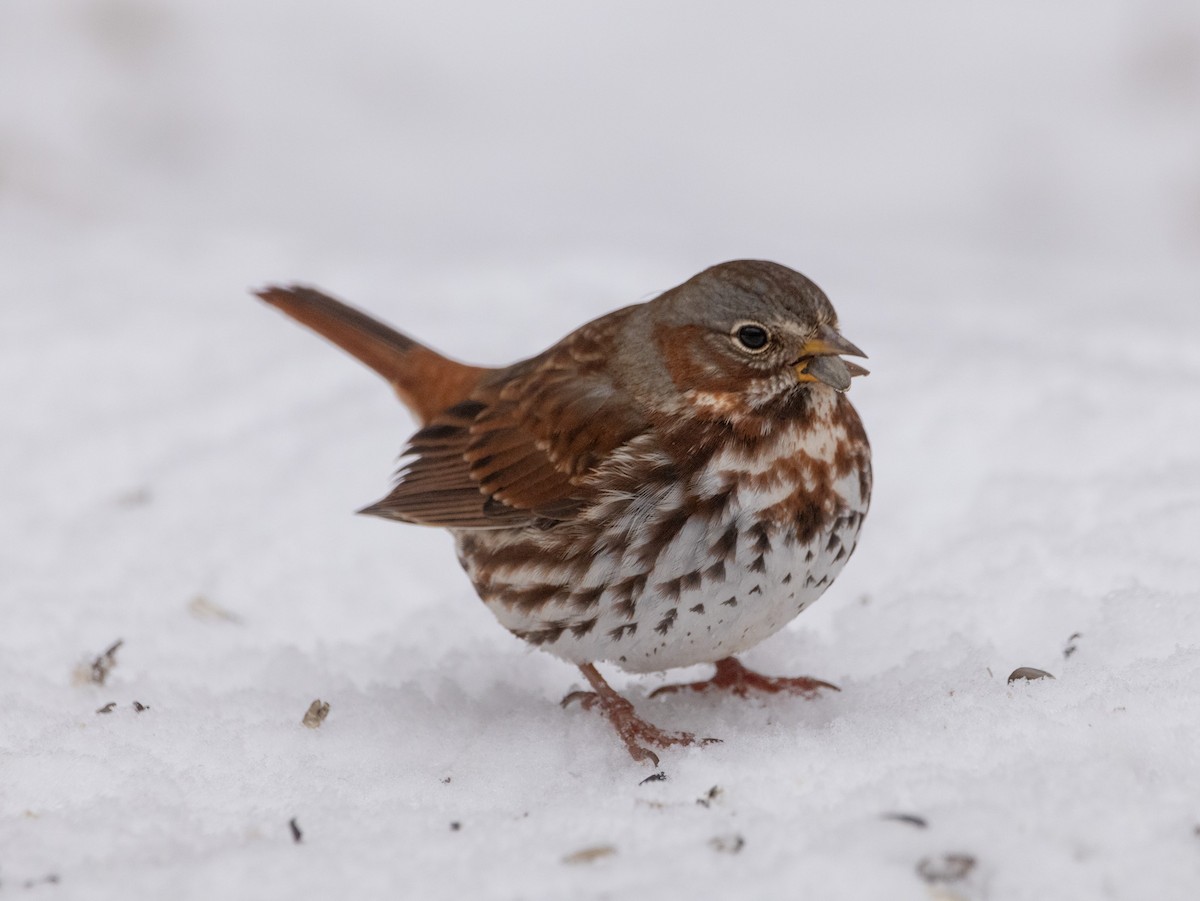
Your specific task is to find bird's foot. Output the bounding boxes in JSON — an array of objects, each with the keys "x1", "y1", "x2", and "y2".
[
  {"x1": 563, "y1": 664, "x2": 719, "y2": 764},
  {"x1": 649, "y1": 656, "x2": 840, "y2": 699}
]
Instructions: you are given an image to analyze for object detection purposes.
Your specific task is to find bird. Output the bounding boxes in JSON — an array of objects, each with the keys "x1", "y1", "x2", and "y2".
[{"x1": 254, "y1": 260, "x2": 871, "y2": 763}]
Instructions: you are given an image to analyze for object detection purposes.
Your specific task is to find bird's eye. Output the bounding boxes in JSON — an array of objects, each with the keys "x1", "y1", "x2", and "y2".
[{"x1": 734, "y1": 324, "x2": 770, "y2": 352}]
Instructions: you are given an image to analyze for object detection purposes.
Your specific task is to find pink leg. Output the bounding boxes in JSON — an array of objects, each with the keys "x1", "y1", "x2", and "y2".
[
  {"x1": 563, "y1": 663, "x2": 718, "y2": 765},
  {"x1": 649, "y1": 657, "x2": 840, "y2": 699}
]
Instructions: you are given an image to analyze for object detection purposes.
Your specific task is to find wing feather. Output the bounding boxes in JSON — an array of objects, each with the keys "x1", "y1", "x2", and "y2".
[{"x1": 361, "y1": 311, "x2": 649, "y2": 529}]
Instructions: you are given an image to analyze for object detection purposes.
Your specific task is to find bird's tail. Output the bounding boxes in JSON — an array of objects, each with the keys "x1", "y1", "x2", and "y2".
[{"x1": 254, "y1": 285, "x2": 488, "y2": 424}]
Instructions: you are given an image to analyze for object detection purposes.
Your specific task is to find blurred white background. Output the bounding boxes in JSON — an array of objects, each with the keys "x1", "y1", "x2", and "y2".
[
  {"x1": 4, "y1": 1, "x2": 1197, "y2": 289},
  {"x1": 2, "y1": 2, "x2": 1199, "y2": 899}
]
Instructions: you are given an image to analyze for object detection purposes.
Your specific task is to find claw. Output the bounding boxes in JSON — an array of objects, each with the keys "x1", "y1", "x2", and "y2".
[{"x1": 631, "y1": 745, "x2": 660, "y2": 767}]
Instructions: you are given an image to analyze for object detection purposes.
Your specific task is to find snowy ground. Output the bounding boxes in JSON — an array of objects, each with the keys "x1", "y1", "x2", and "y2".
[{"x1": 3, "y1": 1, "x2": 1200, "y2": 898}]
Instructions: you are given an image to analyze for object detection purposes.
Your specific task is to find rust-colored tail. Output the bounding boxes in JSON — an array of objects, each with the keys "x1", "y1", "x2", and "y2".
[{"x1": 254, "y1": 285, "x2": 488, "y2": 424}]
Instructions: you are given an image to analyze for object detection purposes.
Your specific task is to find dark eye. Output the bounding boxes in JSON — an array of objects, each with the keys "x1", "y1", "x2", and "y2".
[{"x1": 734, "y1": 324, "x2": 770, "y2": 351}]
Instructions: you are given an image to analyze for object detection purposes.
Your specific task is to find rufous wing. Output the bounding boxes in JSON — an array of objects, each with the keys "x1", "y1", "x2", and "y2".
[{"x1": 362, "y1": 323, "x2": 649, "y2": 529}]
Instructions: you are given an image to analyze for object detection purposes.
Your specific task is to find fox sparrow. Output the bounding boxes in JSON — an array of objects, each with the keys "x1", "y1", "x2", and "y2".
[{"x1": 256, "y1": 260, "x2": 871, "y2": 763}]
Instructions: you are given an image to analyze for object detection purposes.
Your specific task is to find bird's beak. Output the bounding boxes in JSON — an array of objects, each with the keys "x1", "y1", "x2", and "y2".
[{"x1": 794, "y1": 324, "x2": 869, "y2": 392}]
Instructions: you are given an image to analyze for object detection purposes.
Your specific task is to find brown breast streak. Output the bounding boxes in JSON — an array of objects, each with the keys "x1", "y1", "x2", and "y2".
[
  {"x1": 463, "y1": 387, "x2": 869, "y2": 631},
  {"x1": 757, "y1": 395, "x2": 871, "y2": 543}
]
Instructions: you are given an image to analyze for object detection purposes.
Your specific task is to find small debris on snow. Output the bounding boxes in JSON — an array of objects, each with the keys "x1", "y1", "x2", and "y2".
[
  {"x1": 302, "y1": 700, "x2": 330, "y2": 728},
  {"x1": 696, "y1": 785, "x2": 722, "y2": 808},
  {"x1": 917, "y1": 853, "x2": 976, "y2": 885},
  {"x1": 1008, "y1": 667, "x2": 1055, "y2": 683},
  {"x1": 188, "y1": 595, "x2": 243, "y2": 624},
  {"x1": 95, "y1": 702, "x2": 117, "y2": 714},
  {"x1": 132, "y1": 701, "x2": 149, "y2": 712},
  {"x1": 450, "y1": 822, "x2": 461, "y2": 831},
  {"x1": 562, "y1": 845, "x2": 616, "y2": 865},
  {"x1": 115, "y1": 487, "x2": 153, "y2": 507},
  {"x1": 709, "y1": 834, "x2": 745, "y2": 854},
  {"x1": 22, "y1": 874, "x2": 61, "y2": 889},
  {"x1": 75, "y1": 639, "x2": 123, "y2": 686},
  {"x1": 289, "y1": 818, "x2": 303, "y2": 844},
  {"x1": 1063, "y1": 632, "x2": 1083, "y2": 659},
  {"x1": 882, "y1": 812, "x2": 928, "y2": 828},
  {"x1": 639, "y1": 772, "x2": 667, "y2": 785}
]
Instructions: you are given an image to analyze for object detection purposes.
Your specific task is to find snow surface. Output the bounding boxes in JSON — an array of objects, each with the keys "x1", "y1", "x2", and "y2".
[{"x1": 3, "y1": 1, "x2": 1200, "y2": 899}]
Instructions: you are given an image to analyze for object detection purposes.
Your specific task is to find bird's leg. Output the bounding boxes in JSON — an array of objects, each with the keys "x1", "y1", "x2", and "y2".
[
  {"x1": 562, "y1": 663, "x2": 714, "y2": 764},
  {"x1": 649, "y1": 656, "x2": 840, "y2": 699}
]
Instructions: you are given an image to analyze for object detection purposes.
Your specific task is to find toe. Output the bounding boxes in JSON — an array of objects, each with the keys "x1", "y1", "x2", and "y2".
[
  {"x1": 630, "y1": 745, "x2": 660, "y2": 766},
  {"x1": 561, "y1": 690, "x2": 597, "y2": 709}
]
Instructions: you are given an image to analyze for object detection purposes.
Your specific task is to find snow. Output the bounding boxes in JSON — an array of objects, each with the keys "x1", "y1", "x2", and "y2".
[{"x1": 3, "y1": 1, "x2": 1200, "y2": 898}]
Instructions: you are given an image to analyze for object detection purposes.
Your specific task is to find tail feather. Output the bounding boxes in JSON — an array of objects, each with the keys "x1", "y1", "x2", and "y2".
[{"x1": 254, "y1": 285, "x2": 488, "y2": 424}]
